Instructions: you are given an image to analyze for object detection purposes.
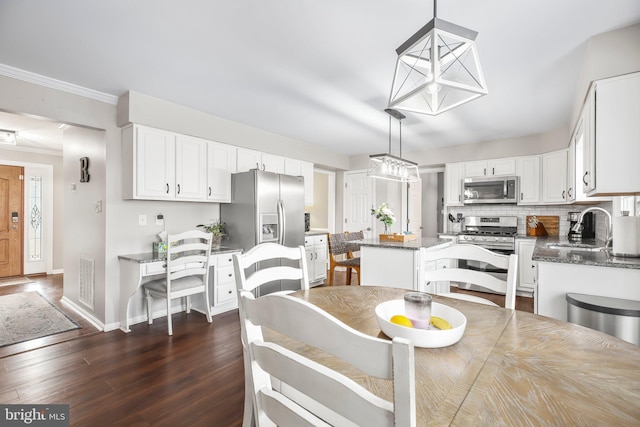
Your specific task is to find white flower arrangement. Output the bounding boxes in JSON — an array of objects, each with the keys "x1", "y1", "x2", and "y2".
[{"x1": 371, "y1": 202, "x2": 396, "y2": 233}]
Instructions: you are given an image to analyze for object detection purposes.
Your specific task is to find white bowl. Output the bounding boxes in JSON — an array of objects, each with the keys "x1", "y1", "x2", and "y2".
[{"x1": 375, "y1": 299, "x2": 467, "y2": 348}]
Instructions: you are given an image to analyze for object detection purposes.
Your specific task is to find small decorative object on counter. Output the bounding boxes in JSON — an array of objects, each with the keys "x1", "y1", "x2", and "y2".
[
  {"x1": 196, "y1": 219, "x2": 227, "y2": 248},
  {"x1": 404, "y1": 291, "x2": 432, "y2": 329},
  {"x1": 526, "y1": 215, "x2": 549, "y2": 236},
  {"x1": 371, "y1": 202, "x2": 396, "y2": 236}
]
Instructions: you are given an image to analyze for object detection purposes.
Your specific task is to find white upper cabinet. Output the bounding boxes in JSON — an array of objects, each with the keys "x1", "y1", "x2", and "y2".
[
  {"x1": 584, "y1": 72, "x2": 640, "y2": 196},
  {"x1": 464, "y1": 158, "x2": 516, "y2": 178},
  {"x1": 124, "y1": 125, "x2": 176, "y2": 200},
  {"x1": 285, "y1": 158, "x2": 314, "y2": 205},
  {"x1": 237, "y1": 148, "x2": 285, "y2": 174},
  {"x1": 542, "y1": 149, "x2": 568, "y2": 204},
  {"x1": 444, "y1": 162, "x2": 463, "y2": 206},
  {"x1": 516, "y1": 155, "x2": 541, "y2": 205},
  {"x1": 123, "y1": 124, "x2": 234, "y2": 202},
  {"x1": 175, "y1": 135, "x2": 207, "y2": 200},
  {"x1": 207, "y1": 141, "x2": 236, "y2": 202}
]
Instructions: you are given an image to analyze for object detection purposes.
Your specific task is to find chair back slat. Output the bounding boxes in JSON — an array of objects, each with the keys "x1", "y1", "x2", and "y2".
[{"x1": 328, "y1": 232, "x2": 351, "y2": 256}]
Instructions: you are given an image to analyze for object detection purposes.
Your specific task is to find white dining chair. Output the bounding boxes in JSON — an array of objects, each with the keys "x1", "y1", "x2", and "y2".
[
  {"x1": 233, "y1": 242, "x2": 310, "y2": 427},
  {"x1": 422, "y1": 244, "x2": 518, "y2": 309},
  {"x1": 238, "y1": 290, "x2": 416, "y2": 427},
  {"x1": 143, "y1": 229, "x2": 213, "y2": 335}
]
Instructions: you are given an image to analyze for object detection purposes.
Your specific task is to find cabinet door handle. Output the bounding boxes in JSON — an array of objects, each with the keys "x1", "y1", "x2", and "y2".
[
  {"x1": 583, "y1": 171, "x2": 589, "y2": 186},
  {"x1": 166, "y1": 183, "x2": 170, "y2": 194},
  {"x1": 228, "y1": 273, "x2": 232, "y2": 277},
  {"x1": 521, "y1": 192, "x2": 524, "y2": 201},
  {"x1": 208, "y1": 187, "x2": 212, "y2": 197},
  {"x1": 256, "y1": 162, "x2": 260, "y2": 170},
  {"x1": 262, "y1": 163, "x2": 266, "y2": 171},
  {"x1": 228, "y1": 290, "x2": 233, "y2": 295},
  {"x1": 177, "y1": 184, "x2": 181, "y2": 194},
  {"x1": 562, "y1": 190, "x2": 565, "y2": 199},
  {"x1": 568, "y1": 187, "x2": 573, "y2": 198},
  {"x1": 492, "y1": 167, "x2": 495, "y2": 175},
  {"x1": 483, "y1": 168, "x2": 487, "y2": 175}
]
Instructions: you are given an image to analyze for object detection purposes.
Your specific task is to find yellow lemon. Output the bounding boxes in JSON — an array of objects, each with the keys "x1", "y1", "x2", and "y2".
[
  {"x1": 430, "y1": 316, "x2": 452, "y2": 330},
  {"x1": 390, "y1": 314, "x2": 413, "y2": 328}
]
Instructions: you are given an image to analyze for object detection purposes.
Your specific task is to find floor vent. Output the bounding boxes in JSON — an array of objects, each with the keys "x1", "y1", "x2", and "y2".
[{"x1": 79, "y1": 256, "x2": 95, "y2": 310}]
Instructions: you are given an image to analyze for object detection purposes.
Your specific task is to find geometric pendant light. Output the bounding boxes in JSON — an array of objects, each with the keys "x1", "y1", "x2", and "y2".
[
  {"x1": 368, "y1": 108, "x2": 420, "y2": 183},
  {"x1": 388, "y1": 0, "x2": 488, "y2": 115}
]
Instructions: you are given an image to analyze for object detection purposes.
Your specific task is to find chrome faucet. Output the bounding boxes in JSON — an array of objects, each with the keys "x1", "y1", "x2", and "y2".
[{"x1": 571, "y1": 207, "x2": 612, "y2": 248}]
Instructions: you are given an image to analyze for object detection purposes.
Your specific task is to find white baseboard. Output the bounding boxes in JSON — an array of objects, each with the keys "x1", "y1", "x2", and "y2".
[
  {"x1": 60, "y1": 296, "x2": 103, "y2": 331},
  {"x1": 50, "y1": 268, "x2": 64, "y2": 275}
]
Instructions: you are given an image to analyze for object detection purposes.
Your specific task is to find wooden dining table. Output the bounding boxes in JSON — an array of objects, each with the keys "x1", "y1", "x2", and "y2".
[{"x1": 282, "y1": 286, "x2": 640, "y2": 426}]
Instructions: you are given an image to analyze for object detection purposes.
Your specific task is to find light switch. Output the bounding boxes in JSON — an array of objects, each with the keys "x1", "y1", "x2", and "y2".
[{"x1": 138, "y1": 214, "x2": 147, "y2": 226}]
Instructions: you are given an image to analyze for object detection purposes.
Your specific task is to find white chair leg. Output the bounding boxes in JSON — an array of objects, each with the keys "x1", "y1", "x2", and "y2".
[
  {"x1": 186, "y1": 295, "x2": 191, "y2": 314},
  {"x1": 167, "y1": 298, "x2": 173, "y2": 336},
  {"x1": 145, "y1": 289, "x2": 153, "y2": 325},
  {"x1": 204, "y1": 289, "x2": 213, "y2": 323}
]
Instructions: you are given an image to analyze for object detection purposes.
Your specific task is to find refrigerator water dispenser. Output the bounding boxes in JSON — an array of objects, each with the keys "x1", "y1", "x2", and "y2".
[{"x1": 260, "y1": 213, "x2": 279, "y2": 242}]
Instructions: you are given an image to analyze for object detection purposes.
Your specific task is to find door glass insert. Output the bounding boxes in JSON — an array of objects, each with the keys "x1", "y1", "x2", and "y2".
[{"x1": 28, "y1": 176, "x2": 43, "y2": 261}]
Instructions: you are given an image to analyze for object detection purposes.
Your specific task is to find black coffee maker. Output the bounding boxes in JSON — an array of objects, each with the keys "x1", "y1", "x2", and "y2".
[{"x1": 568, "y1": 211, "x2": 595, "y2": 240}]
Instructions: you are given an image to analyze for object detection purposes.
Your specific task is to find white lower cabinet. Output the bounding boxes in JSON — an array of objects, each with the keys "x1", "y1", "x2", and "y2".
[
  {"x1": 212, "y1": 251, "x2": 241, "y2": 309},
  {"x1": 305, "y1": 234, "x2": 327, "y2": 285},
  {"x1": 516, "y1": 239, "x2": 536, "y2": 294}
]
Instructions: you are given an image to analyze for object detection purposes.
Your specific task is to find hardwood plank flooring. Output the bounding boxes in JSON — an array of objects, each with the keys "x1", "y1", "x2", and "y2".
[{"x1": 0, "y1": 270, "x2": 533, "y2": 426}]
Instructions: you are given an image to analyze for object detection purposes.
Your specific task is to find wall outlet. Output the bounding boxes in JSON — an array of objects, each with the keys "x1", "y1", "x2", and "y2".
[
  {"x1": 156, "y1": 213, "x2": 164, "y2": 226},
  {"x1": 95, "y1": 200, "x2": 102, "y2": 213},
  {"x1": 138, "y1": 214, "x2": 147, "y2": 226}
]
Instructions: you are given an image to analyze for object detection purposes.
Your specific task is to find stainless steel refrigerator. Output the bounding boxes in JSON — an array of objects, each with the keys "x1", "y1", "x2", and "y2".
[{"x1": 220, "y1": 170, "x2": 305, "y2": 295}]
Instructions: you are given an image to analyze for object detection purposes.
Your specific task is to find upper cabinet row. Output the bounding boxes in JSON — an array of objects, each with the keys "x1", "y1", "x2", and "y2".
[
  {"x1": 122, "y1": 124, "x2": 314, "y2": 204},
  {"x1": 445, "y1": 72, "x2": 640, "y2": 206}
]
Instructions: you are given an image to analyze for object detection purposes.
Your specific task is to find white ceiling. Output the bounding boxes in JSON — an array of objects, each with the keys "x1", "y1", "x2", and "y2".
[{"x1": 0, "y1": 0, "x2": 639, "y2": 156}]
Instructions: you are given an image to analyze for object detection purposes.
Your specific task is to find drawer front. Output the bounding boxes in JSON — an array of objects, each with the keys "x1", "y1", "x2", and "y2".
[
  {"x1": 217, "y1": 252, "x2": 237, "y2": 268},
  {"x1": 217, "y1": 282, "x2": 237, "y2": 304},
  {"x1": 314, "y1": 235, "x2": 325, "y2": 245},
  {"x1": 217, "y1": 265, "x2": 236, "y2": 285},
  {"x1": 145, "y1": 261, "x2": 166, "y2": 275}
]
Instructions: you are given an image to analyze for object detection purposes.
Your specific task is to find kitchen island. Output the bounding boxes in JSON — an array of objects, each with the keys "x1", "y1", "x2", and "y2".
[
  {"x1": 532, "y1": 237, "x2": 640, "y2": 322},
  {"x1": 358, "y1": 237, "x2": 452, "y2": 290}
]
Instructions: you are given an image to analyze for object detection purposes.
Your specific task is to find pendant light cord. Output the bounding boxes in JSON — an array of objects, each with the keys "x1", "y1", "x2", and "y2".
[{"x1": 433, "y1": 0, "x2": 437, "y2": 19}]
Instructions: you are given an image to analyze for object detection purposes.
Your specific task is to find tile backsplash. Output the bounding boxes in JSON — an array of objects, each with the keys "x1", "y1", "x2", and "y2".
[{"x1": 446, "y1": 202, "x2": 612, "y2": 241}]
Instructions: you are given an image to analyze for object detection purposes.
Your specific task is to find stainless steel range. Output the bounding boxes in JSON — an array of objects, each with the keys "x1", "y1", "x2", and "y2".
[
  {"x1": 455, "y1": 216, "x2": 518, "y2": 295},
  {"x1": 457, "y1": 216, "x2": 517, "y2": 253}
]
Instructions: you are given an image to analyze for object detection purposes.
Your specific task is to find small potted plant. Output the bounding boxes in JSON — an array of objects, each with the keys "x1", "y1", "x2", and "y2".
[{"x1": 197, "y1": 219, "x2": 227, "y2": 248}]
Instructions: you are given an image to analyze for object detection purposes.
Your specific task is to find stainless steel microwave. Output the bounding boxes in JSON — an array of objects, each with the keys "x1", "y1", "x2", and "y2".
[{"x1": 463, "y1": 176, "x2": 519, "y2": 204}]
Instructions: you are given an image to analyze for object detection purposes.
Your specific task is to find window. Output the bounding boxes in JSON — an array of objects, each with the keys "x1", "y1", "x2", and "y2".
[{"x1": 28, "y1": 176, "x2": 43, "y2": 261}]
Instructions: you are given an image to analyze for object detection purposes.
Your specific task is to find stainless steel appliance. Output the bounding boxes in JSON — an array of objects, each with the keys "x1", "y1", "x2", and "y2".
[
  {"x1": 220, "y1": 170, "x2": 305, "y2": 295},
  {"x1": 456, "y1": 216, "x2": 518, "y2": 294},
  {"x1": 463, "y1": 176, "x2": 519, "y2": 204}
]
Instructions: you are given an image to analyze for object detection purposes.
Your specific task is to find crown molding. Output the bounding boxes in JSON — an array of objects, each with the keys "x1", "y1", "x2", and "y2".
[
  {"x1": 0, "y1": 143, "x2": 62, "y2": 157},
  {"x1": 0, "y1": 63, "x2": 118, "y2": 105}
]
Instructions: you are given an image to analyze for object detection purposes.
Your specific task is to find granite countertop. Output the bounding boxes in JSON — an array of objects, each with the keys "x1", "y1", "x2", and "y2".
[
  {"x1": 532, "y1": 236, "x2": 640, "y2": 270},
  {"x1": 305, "y1": 230, "x2": 328, "y2": 236},
  {"x1": 357, "y1": 237, "x2": 451, "y2": 251},
  {"x1": 118, "y1": 246, "x2": 242, "y2": 264}
]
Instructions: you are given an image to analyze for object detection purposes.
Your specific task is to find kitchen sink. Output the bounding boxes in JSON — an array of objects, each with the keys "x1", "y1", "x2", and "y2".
[{"x1": 545, "y1": 243, "x2": 606, "y2": 252}]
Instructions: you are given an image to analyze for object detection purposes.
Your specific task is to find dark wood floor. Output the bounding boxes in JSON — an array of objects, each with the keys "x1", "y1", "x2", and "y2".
[{"x1": 0, "y1": 270, "x2": 533, "y2": 426}]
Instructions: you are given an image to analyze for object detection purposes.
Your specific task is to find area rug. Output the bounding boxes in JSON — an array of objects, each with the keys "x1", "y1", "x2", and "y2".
[
  {"x1": 0, "y1": 291, "x2": 80, "y2": 347},
  {"x1": 0, "y1": 276, "x2": 34, "y2": 288}
]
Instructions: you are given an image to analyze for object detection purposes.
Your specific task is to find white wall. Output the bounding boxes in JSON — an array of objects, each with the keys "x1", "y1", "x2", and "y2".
[
  {"x1": 348, "y1": 125, "x2": 570, "y2": 170},
  {"x1": 308, "y1": 172, "x2": 328, "y2": 230},
  {"x1": 63, "y1": 126, "x2": 106, "y2": 315}
]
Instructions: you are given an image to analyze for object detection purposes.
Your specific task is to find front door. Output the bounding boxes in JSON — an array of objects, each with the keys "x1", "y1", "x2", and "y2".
[{"x1": 0, "y1": 165, "x2": 23, "y2": 277}]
